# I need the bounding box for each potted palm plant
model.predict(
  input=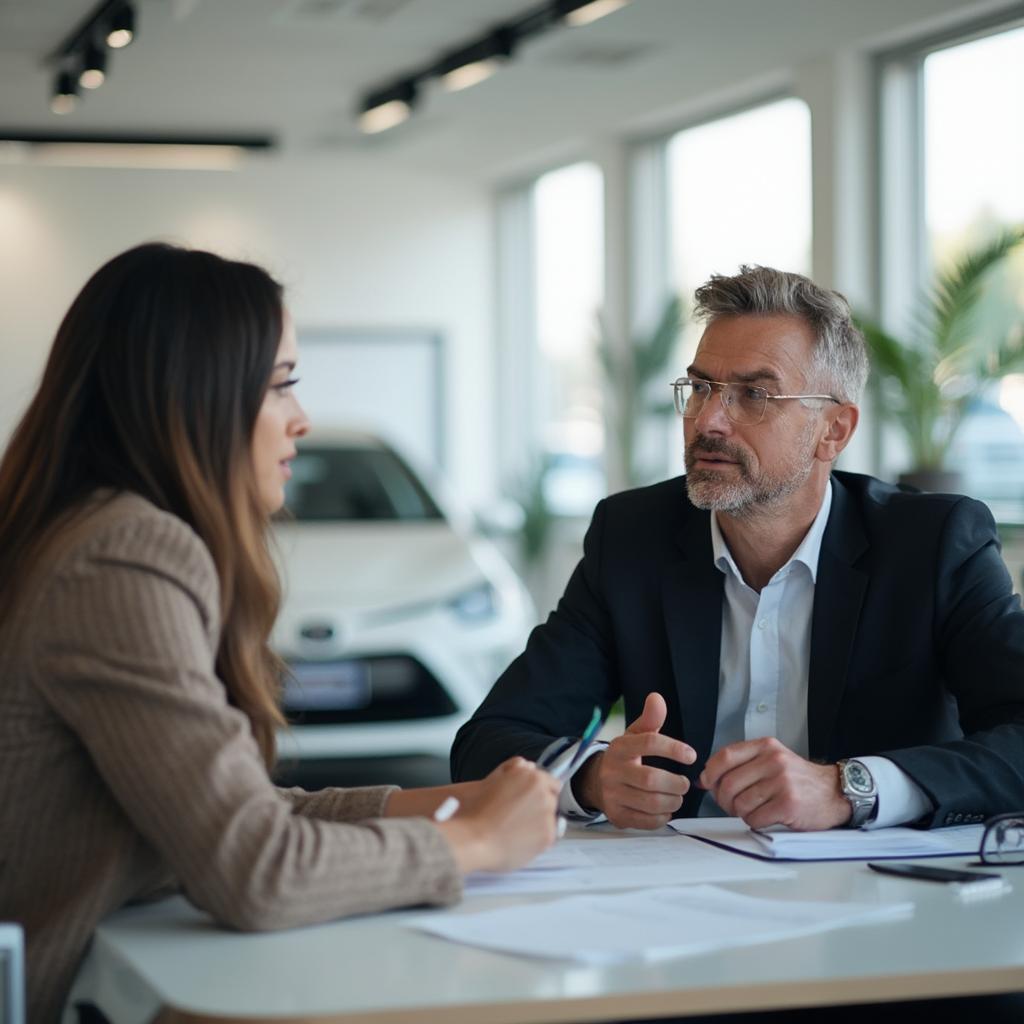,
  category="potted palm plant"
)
[510,453,554,567]
[856,227,1024,492]
[597,294,683,489]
